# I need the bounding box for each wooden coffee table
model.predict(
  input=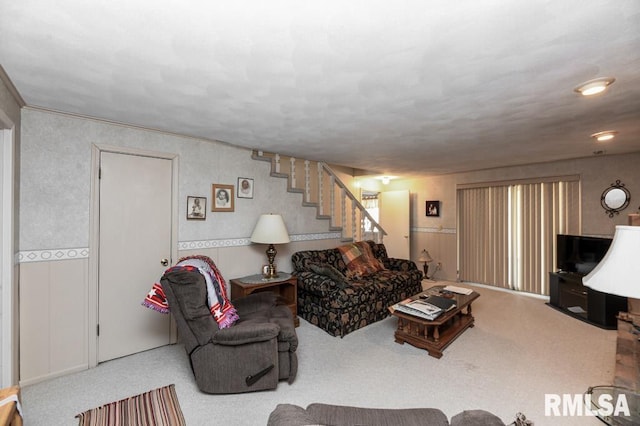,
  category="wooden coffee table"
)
[390,285,480,358]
